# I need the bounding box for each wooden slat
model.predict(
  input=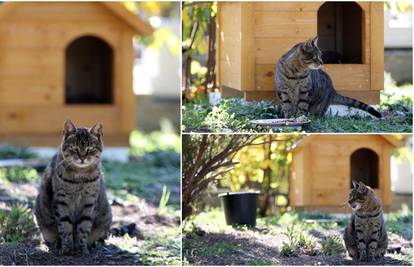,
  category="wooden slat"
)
[6,2,119,21]
[382,145,392,207]
[254,2,322,12]
[254,11,317,38]
[312,172,348,190]
[256,64,370,91]
[0,85,61,106]
[244,91,277,101]
[311,189,348,206]
[255,37,306,65]
[0,133,129,147]
[119,29,136,132]
[0,106,124,134]
[241,3,255,91]
[370,2,384,91]
[218,2,242,90]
